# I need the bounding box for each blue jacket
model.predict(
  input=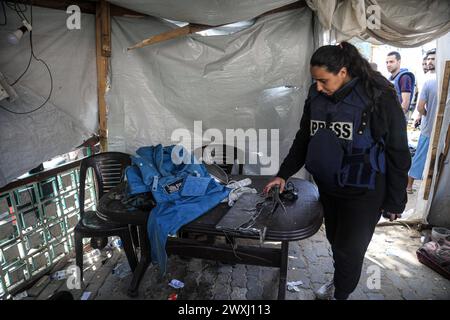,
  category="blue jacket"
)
[126,144,230,274]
